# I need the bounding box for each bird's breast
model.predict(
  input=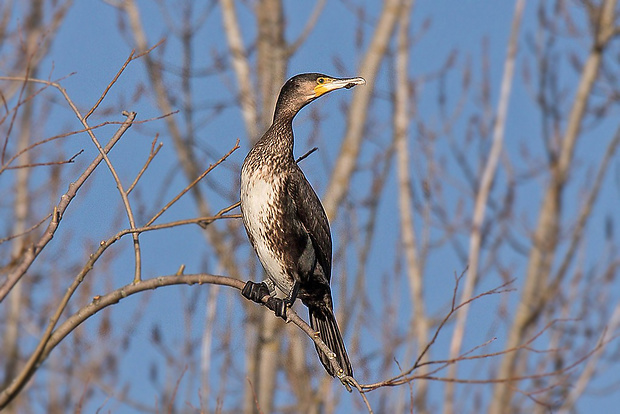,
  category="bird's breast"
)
[240,166,295,296]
